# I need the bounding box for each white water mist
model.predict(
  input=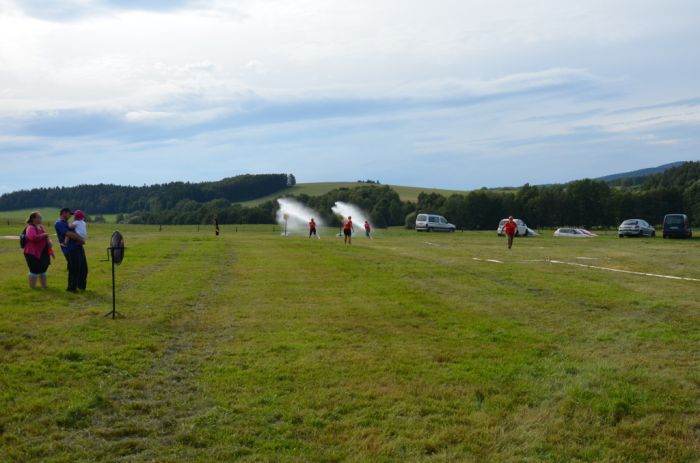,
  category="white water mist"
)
[331,201,372,234]
[276,198,325,236]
